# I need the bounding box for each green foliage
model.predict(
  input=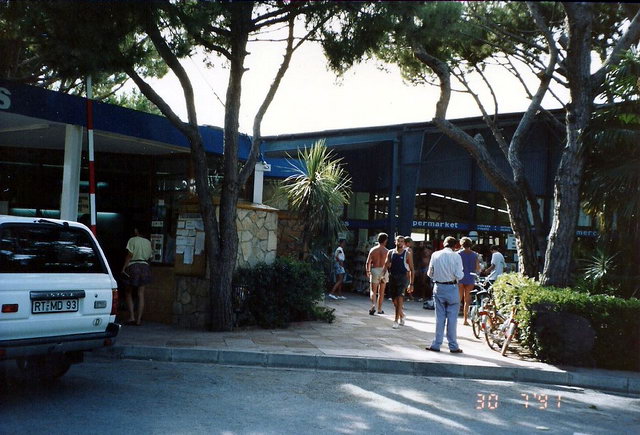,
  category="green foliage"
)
[104,89,162,116]
[583,51,640,222]
[581,248,616,279]
[234,258,334,329]
[280,140,352,256]
[581,49,640,299]
[0,1,167,96]
[492,273,640,371]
